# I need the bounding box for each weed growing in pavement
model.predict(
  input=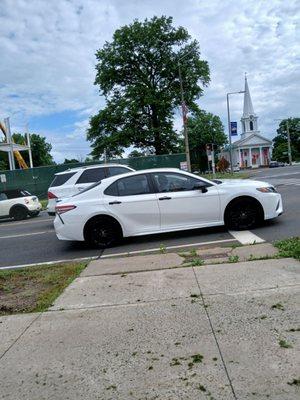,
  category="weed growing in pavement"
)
[191,354,204,363]
[287,378,300,386]
[271,303,285,311]
[189,249,197,257]
[228,255,239,263]
[198,384,206,392]
[190,257,204,266]
[279,339,293,349]
[159,244,166,254]
[274,237,300,260]
[170,358,181,366]
[106,385,117,390]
